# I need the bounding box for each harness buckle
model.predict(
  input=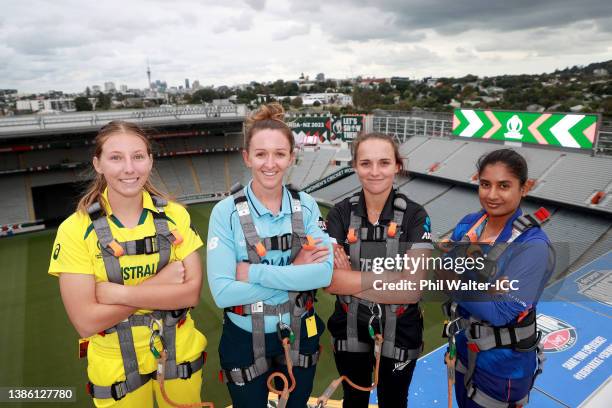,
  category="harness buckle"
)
[143,235,158,254]
[177,361,193,379]
[110,381,128,401]
[280,233,292,251]
[232,305,244,316]
[467,343,480,353]
[469,322,482,339]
